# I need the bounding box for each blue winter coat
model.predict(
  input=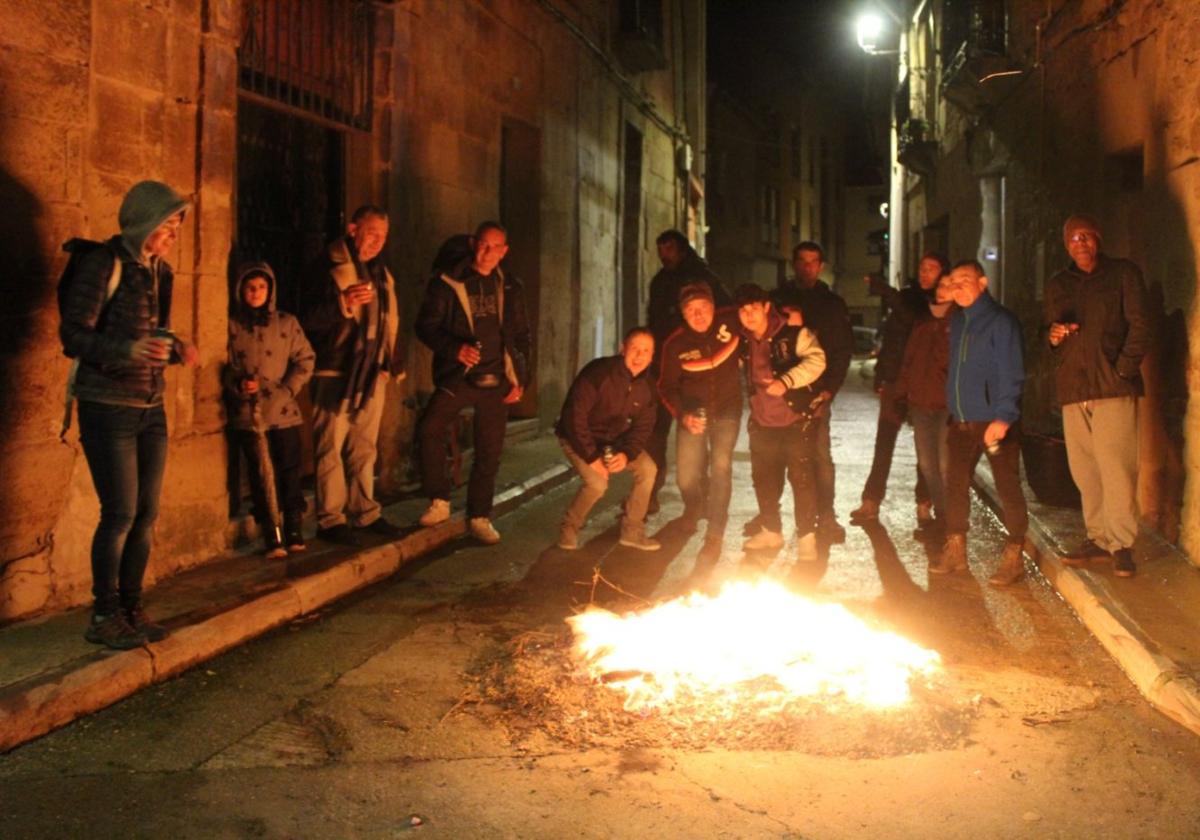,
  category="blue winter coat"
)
[946,291,1024,424]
